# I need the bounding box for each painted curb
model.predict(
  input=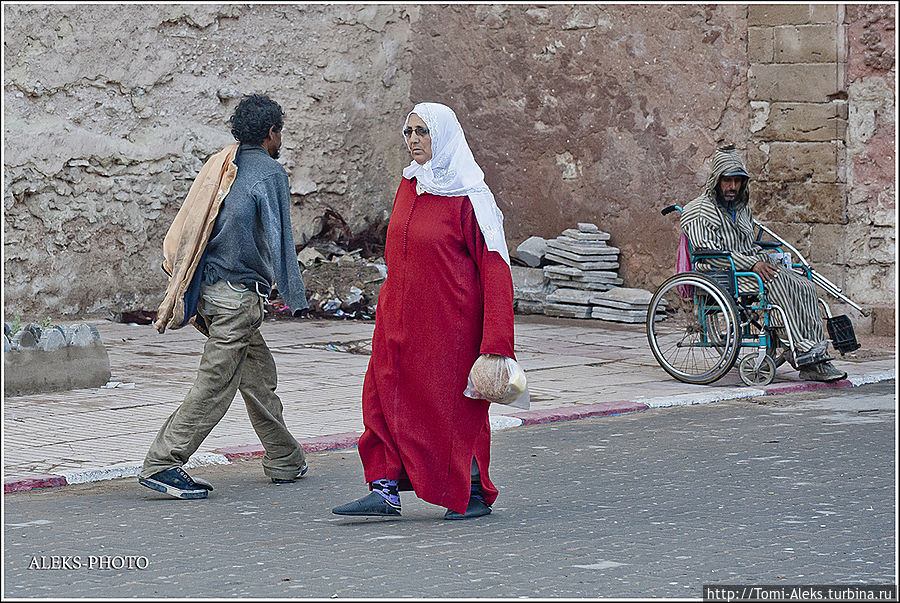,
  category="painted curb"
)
[510,400,648,425]
[215,432,365,462]
[3,476,67,493]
